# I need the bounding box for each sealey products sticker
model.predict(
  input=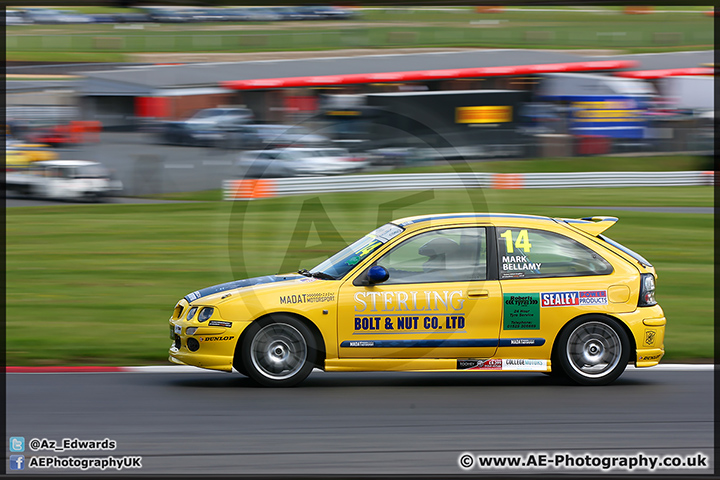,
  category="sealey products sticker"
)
[541,290,608,307]
[503,293,540,330]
